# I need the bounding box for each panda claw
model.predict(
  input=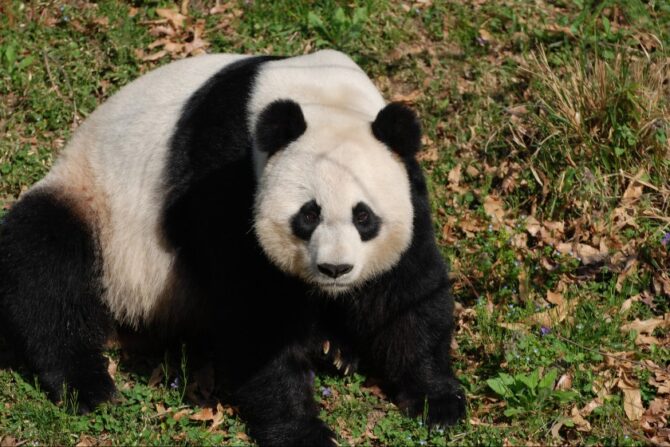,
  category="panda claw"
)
[323,340,330,355]
[344,365,350,376]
